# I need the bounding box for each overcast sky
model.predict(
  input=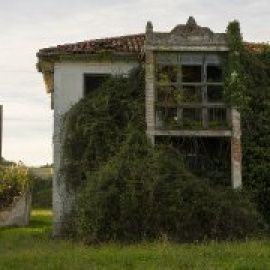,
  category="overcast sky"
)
[0,0,269,166]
